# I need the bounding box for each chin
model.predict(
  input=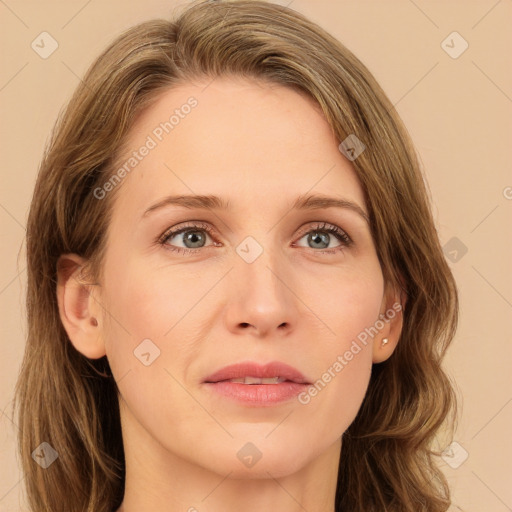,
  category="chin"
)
[199,441,311,480]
